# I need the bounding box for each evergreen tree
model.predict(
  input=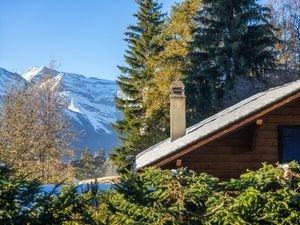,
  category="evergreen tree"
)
[73,148,96,180]
[94,149,106,168]
[146,0,202,130]
[0,164,94,224]
[100,168,218,224]
[73,148,107,180]
[188,0,278,121]
[111,0,165,170]
[0,164,40,223]
[96,163,300,224]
